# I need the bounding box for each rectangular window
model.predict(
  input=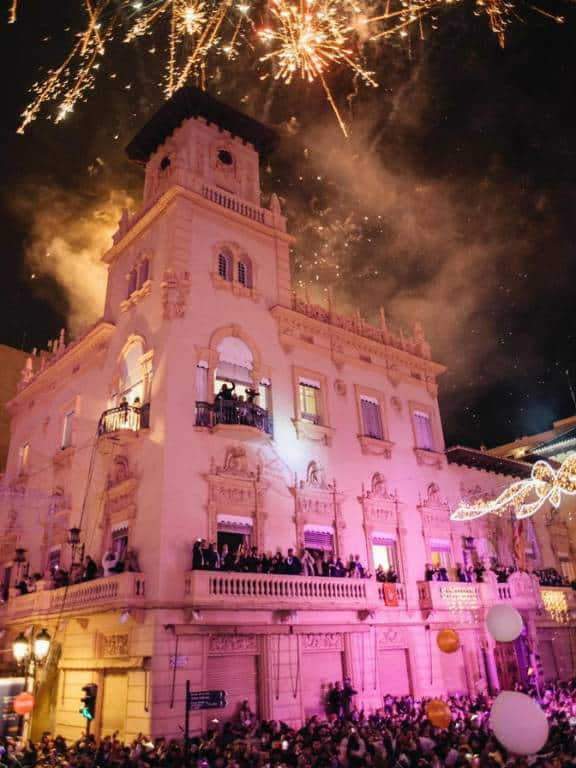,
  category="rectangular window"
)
[372,535,397,572]
[430,541,452,569]
[299,379,320,424]
[18,442,29,474]
[361,396,384,439]
[61,410,74,449]
[414,410,434,450]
